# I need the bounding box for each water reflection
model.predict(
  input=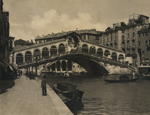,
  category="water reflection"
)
[44,73,150,115]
